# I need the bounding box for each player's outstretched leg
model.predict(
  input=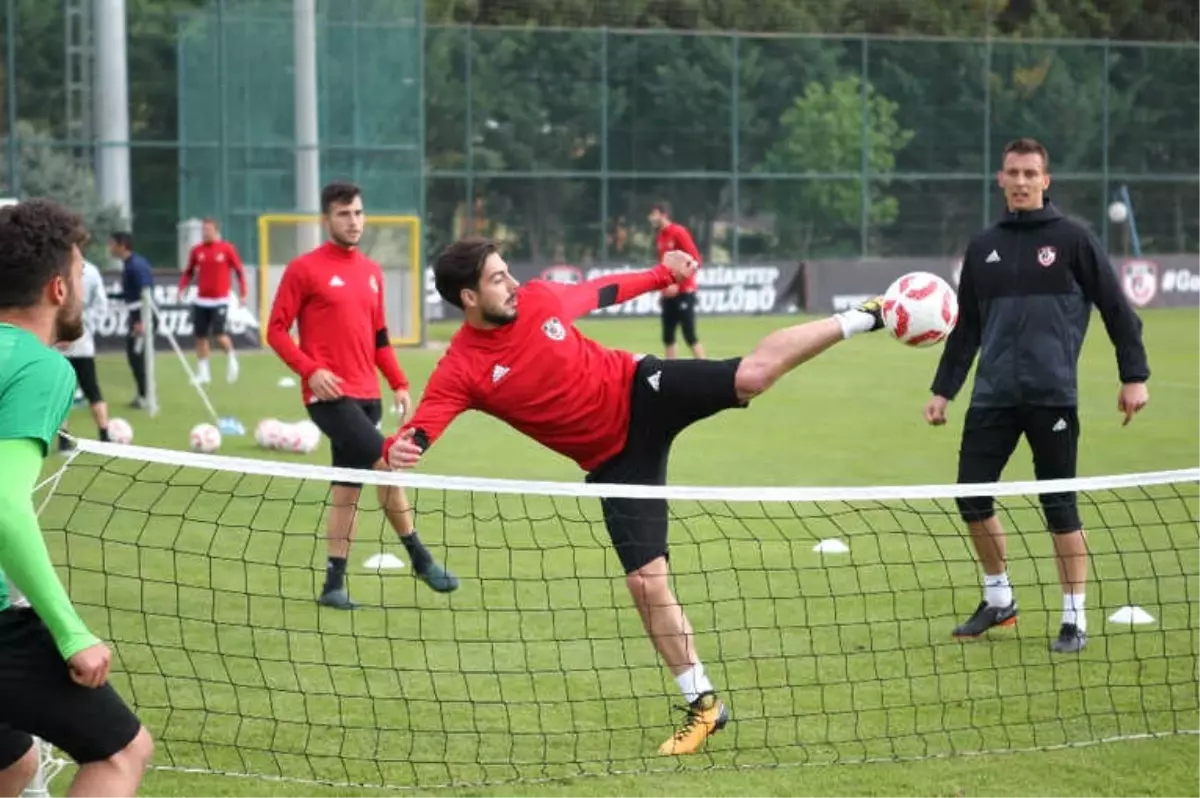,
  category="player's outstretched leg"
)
[378,480,459,594]
[730,298,884,402]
